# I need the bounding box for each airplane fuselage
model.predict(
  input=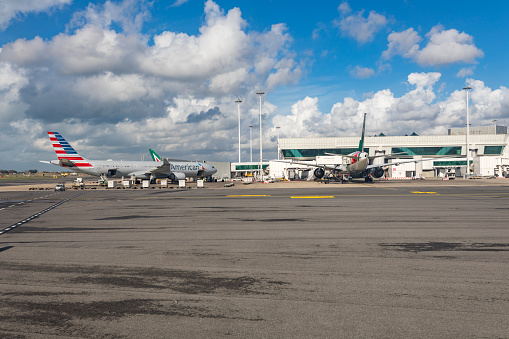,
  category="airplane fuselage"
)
[335,152,369,177]
[49,159,216,180]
